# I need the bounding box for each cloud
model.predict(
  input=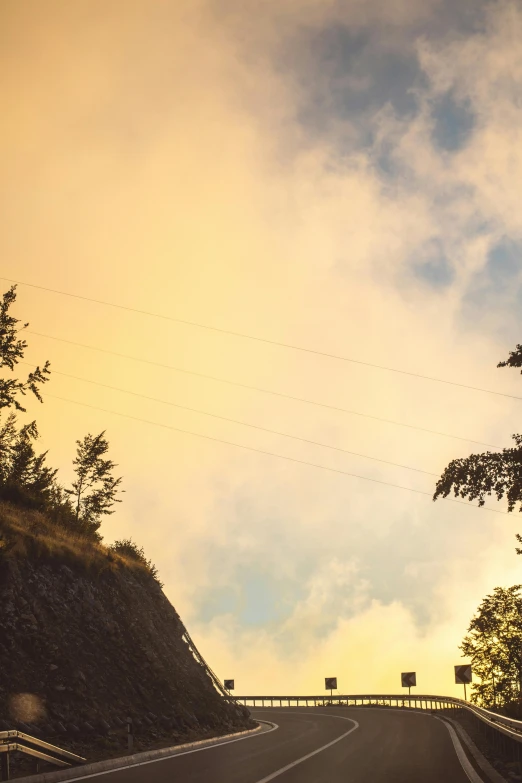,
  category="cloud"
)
[2,0,522,697]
